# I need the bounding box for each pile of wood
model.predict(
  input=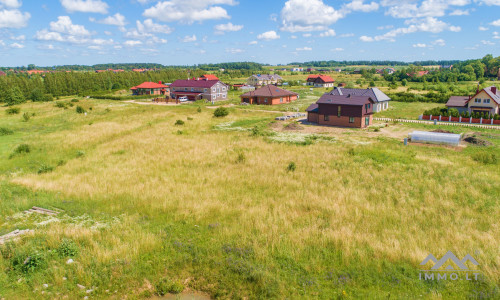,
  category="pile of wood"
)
[0,229,32,245]
[24,206,61,216]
